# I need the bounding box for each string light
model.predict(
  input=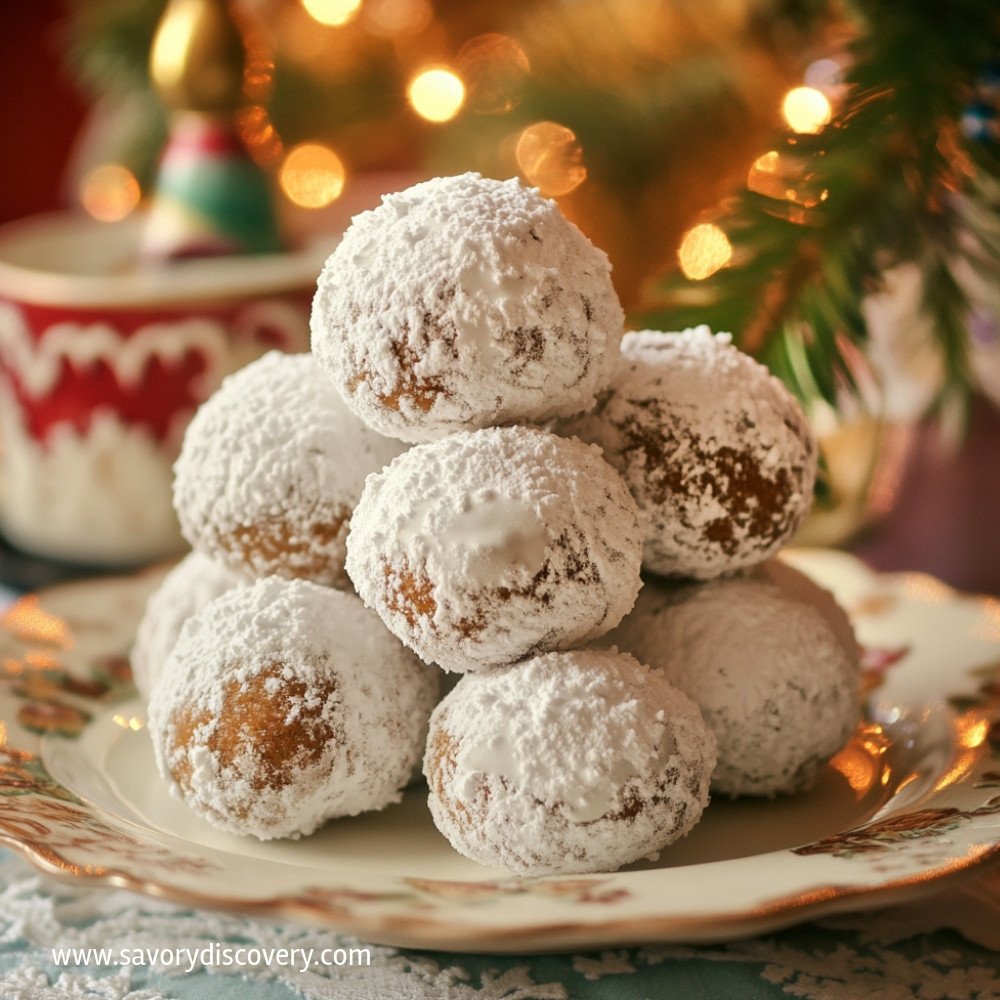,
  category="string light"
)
[79,164,141,222]
[301,0,363,27]
[782,86,832,134]
[515,122,586,196]
[677,223,732,280]
[279,143,346,208]
[747,150,782,198]
[408,68,465,123]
